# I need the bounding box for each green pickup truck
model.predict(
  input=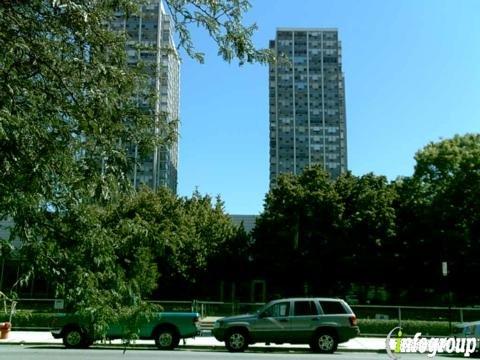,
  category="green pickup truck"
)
[51,312,201,349]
